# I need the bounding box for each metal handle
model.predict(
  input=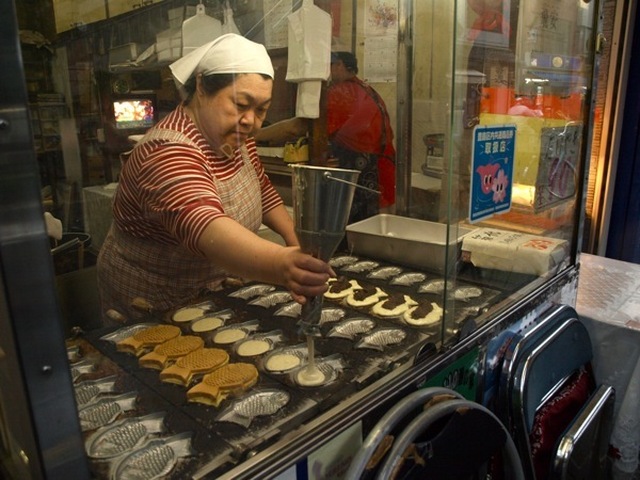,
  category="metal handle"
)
[51,237,80,255]
[323,172,381,195]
